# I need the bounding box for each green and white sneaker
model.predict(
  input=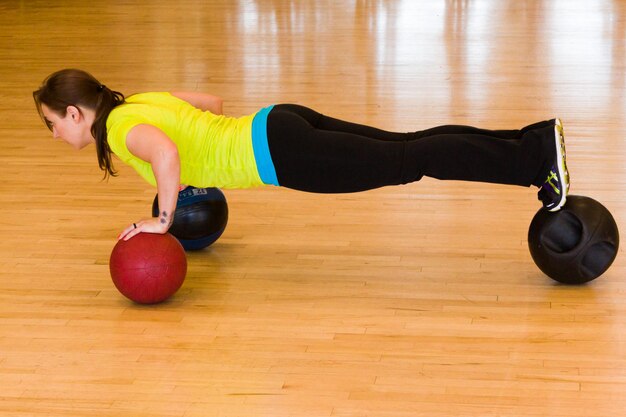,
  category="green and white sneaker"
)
[538,118,570,212]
